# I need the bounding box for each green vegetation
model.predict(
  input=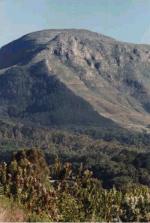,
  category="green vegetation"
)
[1,122,150,221]
[1,124,150,189]
[0,196,26,222]
[1,149,150,221]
